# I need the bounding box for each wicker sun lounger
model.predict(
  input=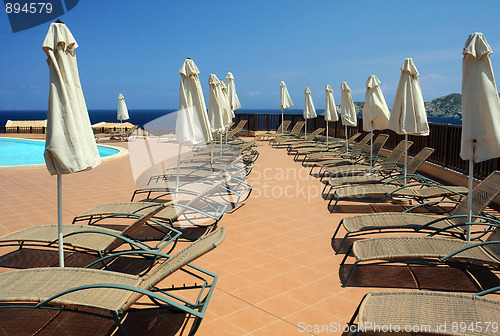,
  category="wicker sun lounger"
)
[347,288,500,336]
[0,201,181,266]
[286,132,361,155]
[269,121,305,144]
[328,182,469,213]
[322,147,435,195]
[340,223,500,286]
[256,120,292,141]
[308,134,389,171]
[318,139,412,181]
[0,226,227,336]
[332,171,500,252]
[75,183,229,240]
[226,119,247,139]
[271,127,325,148]
[304,133,372,168]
